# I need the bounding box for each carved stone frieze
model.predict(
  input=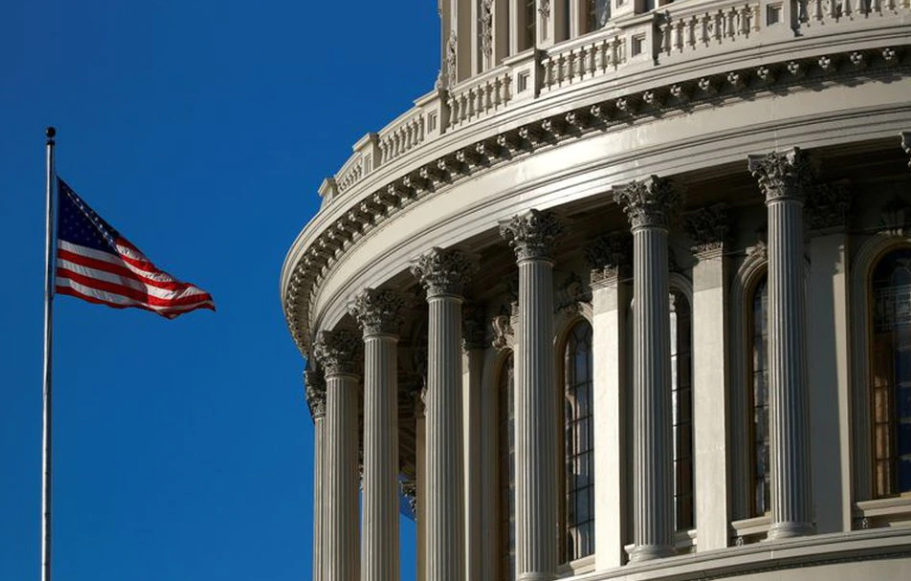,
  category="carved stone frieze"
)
[304,368,327,419]
[686,204,729,256]
[747,148,813,203]
[585,234,631,286]
[312,329,361,376]
[348,288,408,336]
[613,176,683,231]
[499,209,565,262]
[410,247,479,298]
[805,181,851,232]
